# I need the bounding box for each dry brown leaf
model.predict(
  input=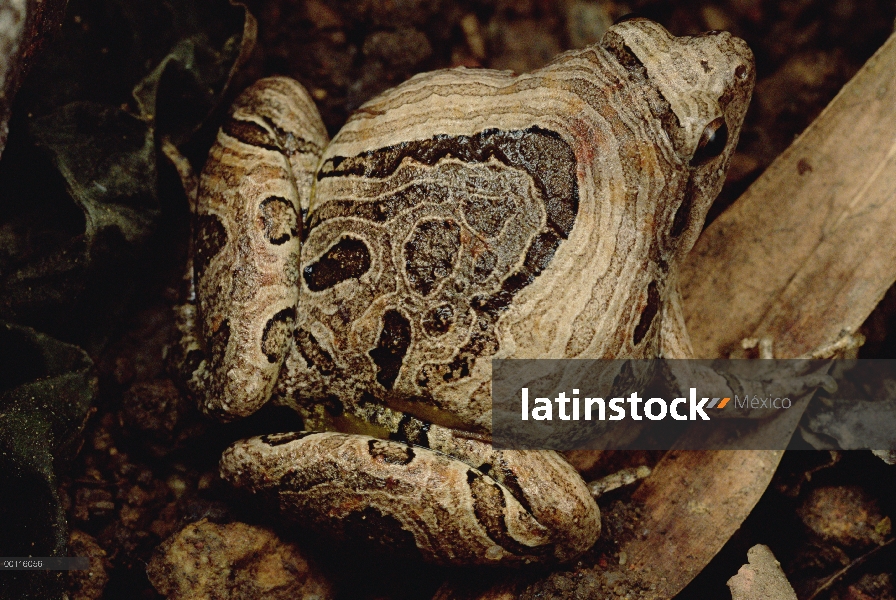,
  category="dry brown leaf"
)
[681,31,896,360]
[620,396,811,598]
